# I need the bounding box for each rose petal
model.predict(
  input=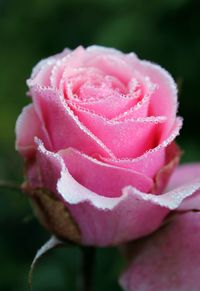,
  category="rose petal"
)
[29,236,64,289]
[30,86,115,158]
[120,212,200,291]
[35,139,167,245]
[59,147,153,197]
[28,62,55,88]
[127,54,178,137]
[28,48,71,87]
[85,51,133,84]
[50,47,89,89]
[152,142,181,194]
[87,45,126,57]
[70,103,166,158]
[166,163,200,210]
[100,117,182,178]
[111,92,150,121]
[15,104,51,158]
[67,93,138,119]
[34,140,200,246]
